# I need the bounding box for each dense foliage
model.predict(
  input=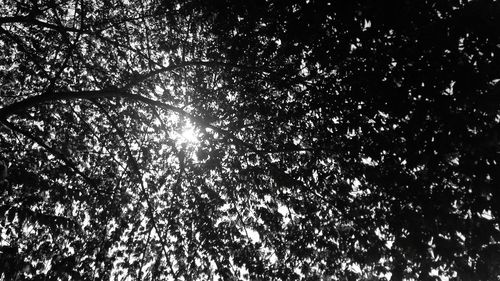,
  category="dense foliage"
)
[1,0,500,280]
